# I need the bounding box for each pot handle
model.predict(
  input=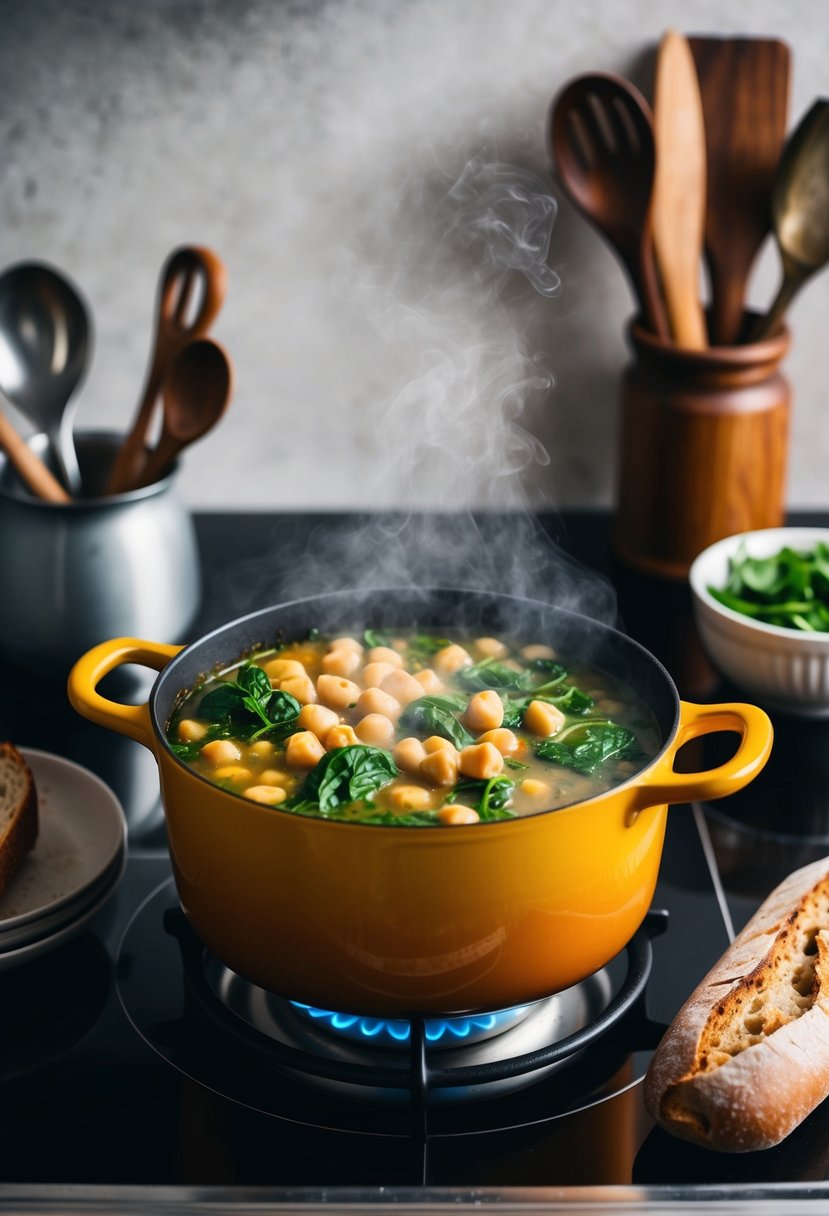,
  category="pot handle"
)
[67,637,183,751]
[631,700,773,811]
